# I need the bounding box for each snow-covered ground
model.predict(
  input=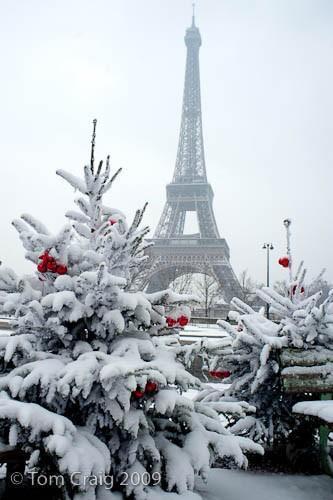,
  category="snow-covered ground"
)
[195,469,333,500]
[147,469,333,500]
